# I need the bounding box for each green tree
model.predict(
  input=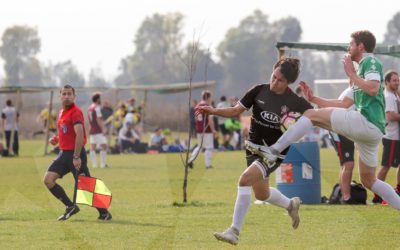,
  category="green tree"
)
[87,67,108,87]
[217,10,302,95]
[180,43,224,83]
[384,12,400,44]
[130,12,185,85]
[43,61,85,87]
[0,25,42,86]
[381,12,400,71]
